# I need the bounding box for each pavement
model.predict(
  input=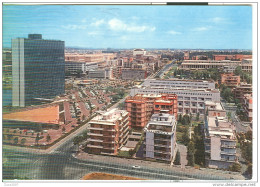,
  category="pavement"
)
[177,144,188,168]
